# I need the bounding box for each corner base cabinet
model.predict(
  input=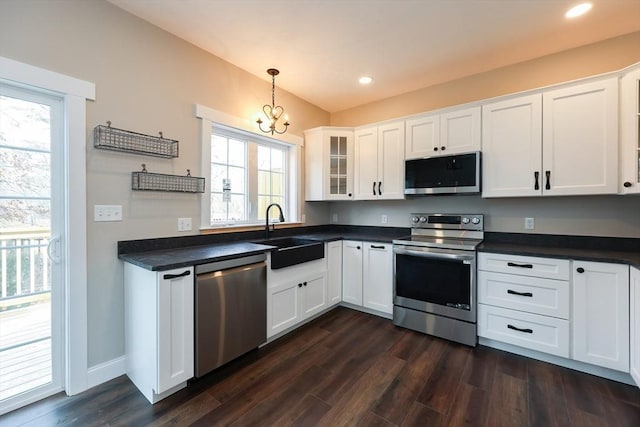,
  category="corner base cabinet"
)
[124,263,194,403]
